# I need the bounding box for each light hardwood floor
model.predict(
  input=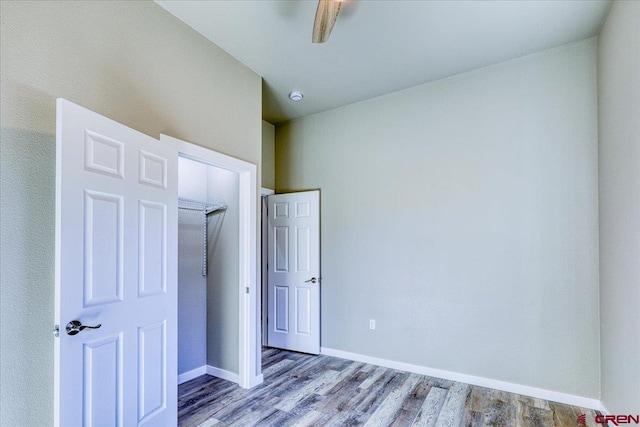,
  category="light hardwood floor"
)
[178,347,602,427]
